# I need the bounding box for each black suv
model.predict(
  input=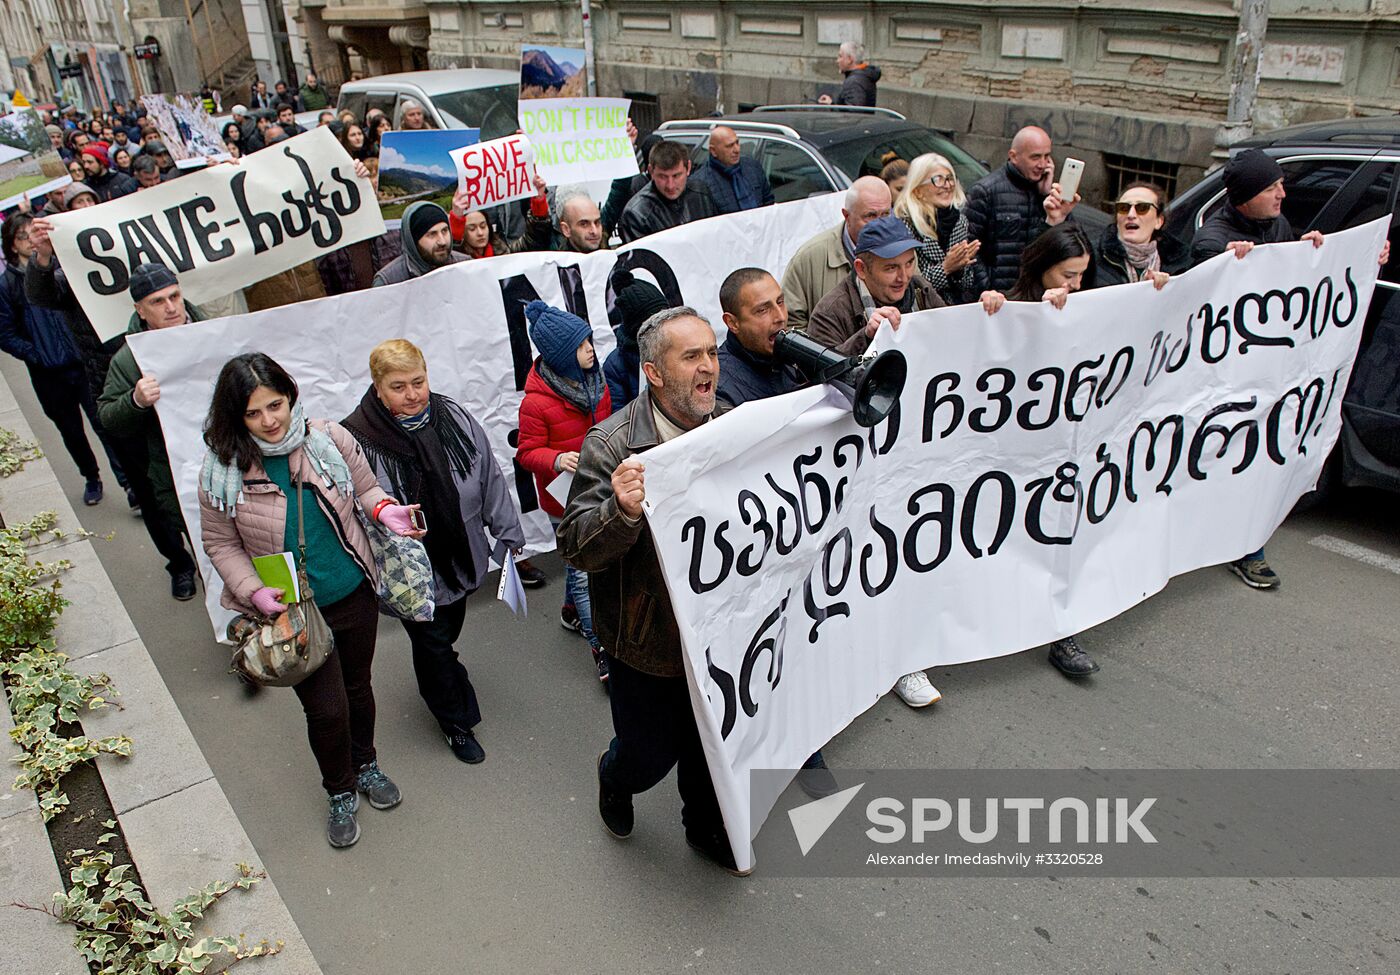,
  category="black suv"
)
[1164,117,1400,496]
